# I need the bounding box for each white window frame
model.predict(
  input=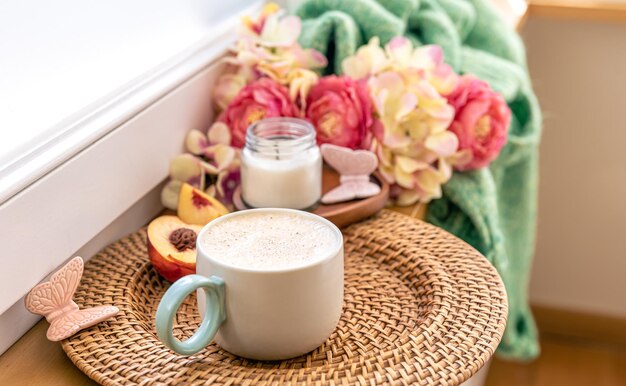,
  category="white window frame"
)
[0,1,264,353]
